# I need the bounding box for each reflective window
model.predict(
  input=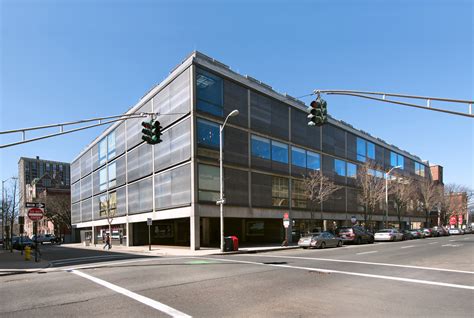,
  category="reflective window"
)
[347,162,357,178]
[99,167,107,191]
[291,179,307,208]
[415,162,425,177]
[291,146,306,168]
[367,142,375,159]
[271,140,288,164]
[272,176,289,207]
[99,138,107,165]
[108,162,116,188]
[99,195,108,217]
[376,170,384,178]
[108,131,116,160]
[251,135,271,160]
[390,151,405,169]
[334,159,346,176]
[356,138,366,162]
[307,151,321,171]
[196,69,223,116]
[398,155,404,169]
[198,164,220,202]
[197,119,220,148]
